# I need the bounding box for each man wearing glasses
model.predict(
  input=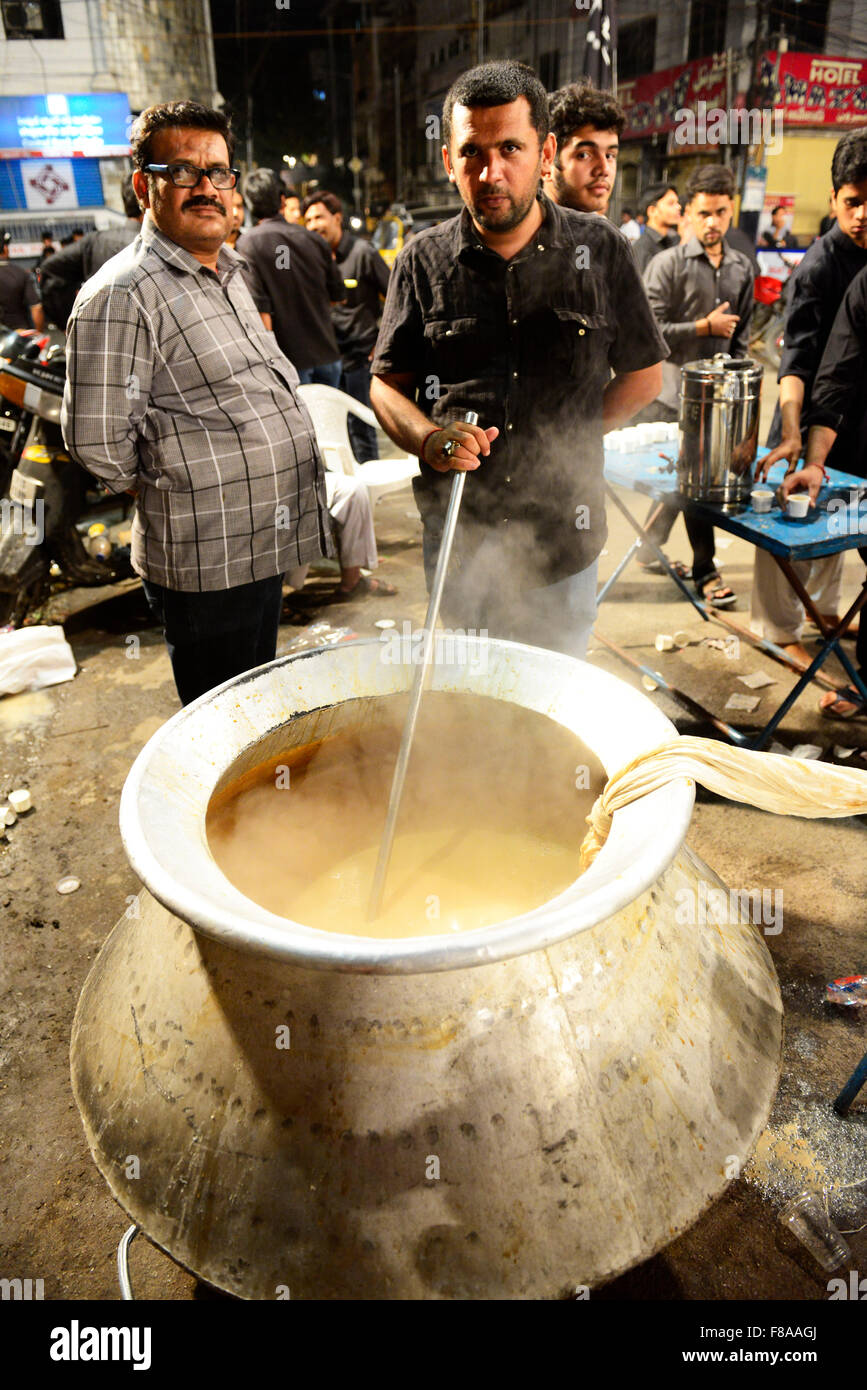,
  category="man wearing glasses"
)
[62,101,332,704]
